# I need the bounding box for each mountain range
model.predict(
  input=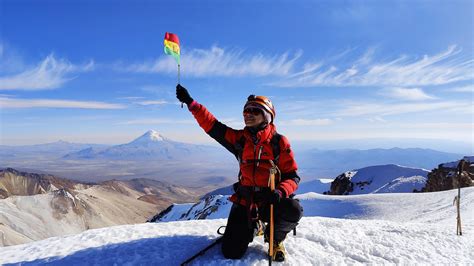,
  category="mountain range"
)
[0,130,466,187]
[297,147,462,178]
[63,130,226,161]
[0,168,204,246]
